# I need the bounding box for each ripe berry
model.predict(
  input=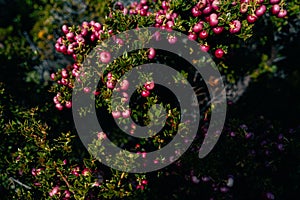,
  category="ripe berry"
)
[106,81,115,89]
[121,79,129,91]
[271,4,280,15]
[141,90,150,97]
[192,23,203,33]
[213,26,224,34]
[229,20,241,34]
[209,13,219,27]
[148,48,156,59]
[247,15,258,23]
[199,30,209,39]
[56,103,63,111]
[122,109,131,118]
[188,32,198,40]
[215,48,224,59]
[270,0,280,4]
[191,6,202,17]
[62,25,69,34]
[144,81,155,90]
[65,101,72,109]
[255,5,266,17]
[277,9,287,18]
[203,5,212,15]
[200,44,210,52]
[168,35,177,44]
[99,51,111,63]
[112,111,121,119]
